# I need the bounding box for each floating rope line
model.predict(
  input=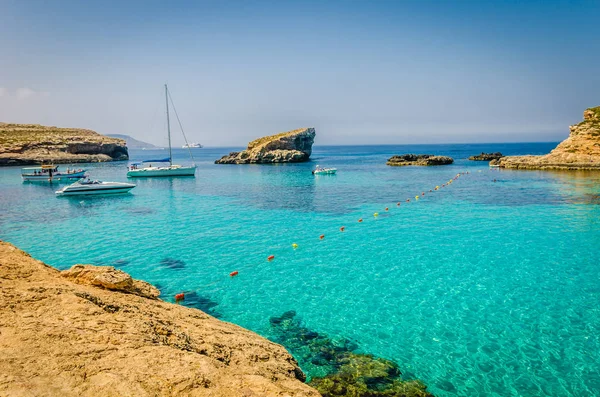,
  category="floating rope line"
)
[173,171,474,302]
